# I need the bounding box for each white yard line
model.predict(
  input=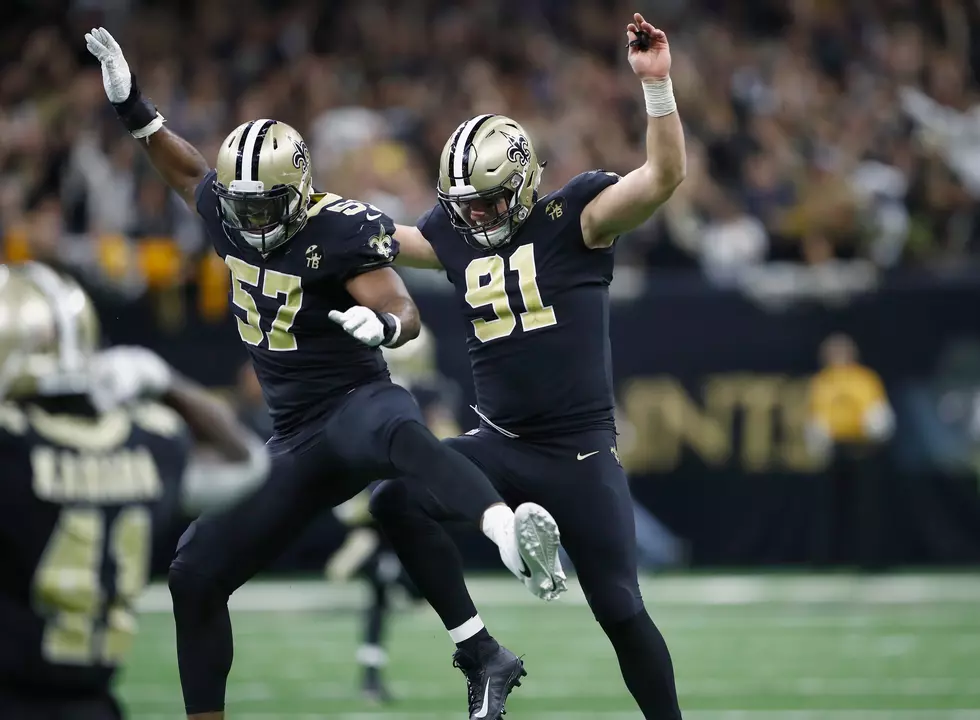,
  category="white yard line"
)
[124,676,980,702]
[137,574,980,613]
